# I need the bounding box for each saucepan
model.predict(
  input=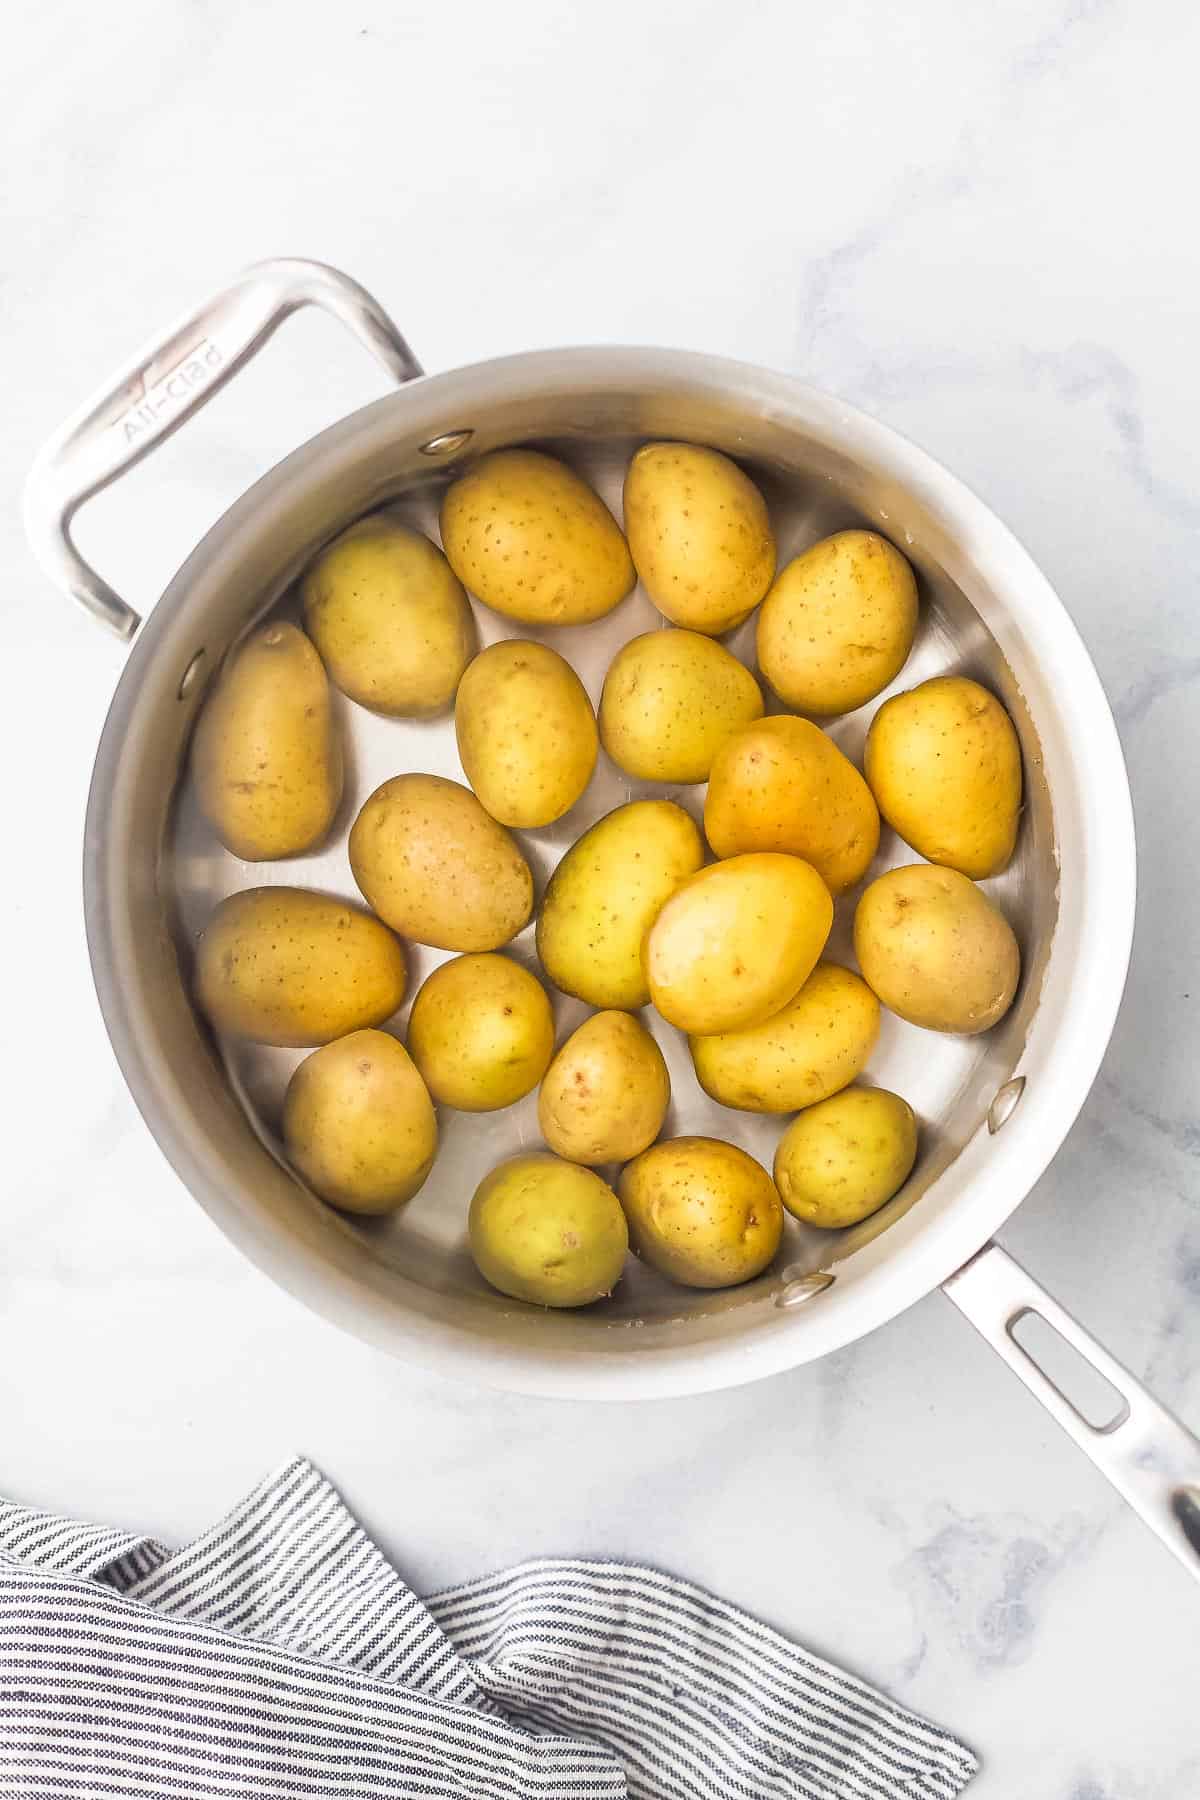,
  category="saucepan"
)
[24,259,1200,1579]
